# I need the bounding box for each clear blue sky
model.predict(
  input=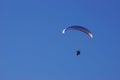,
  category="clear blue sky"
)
[0,0,120,80]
